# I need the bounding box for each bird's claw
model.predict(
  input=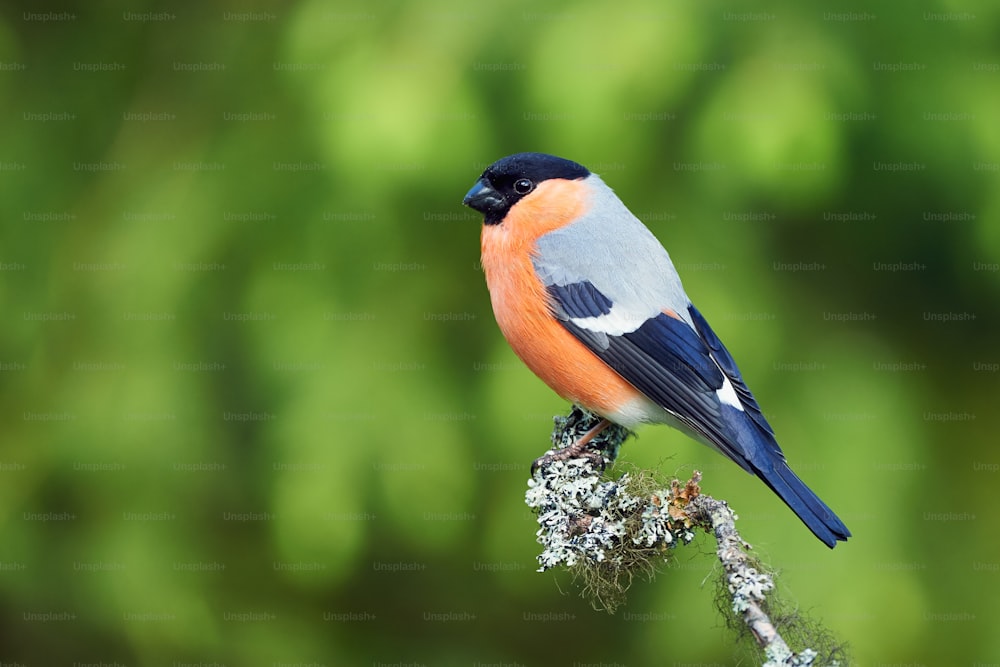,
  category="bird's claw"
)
[531,440,608,476]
